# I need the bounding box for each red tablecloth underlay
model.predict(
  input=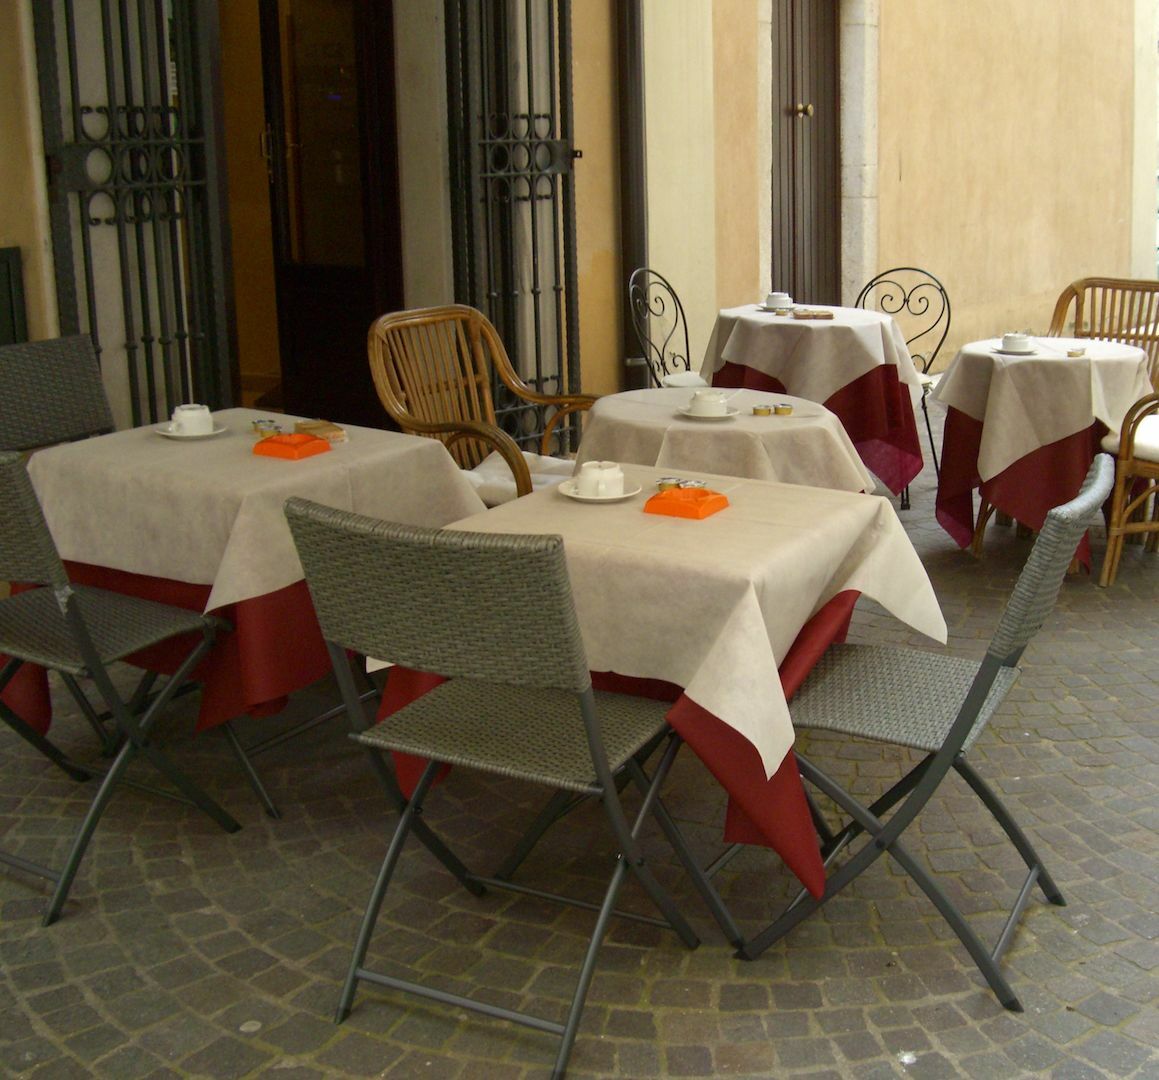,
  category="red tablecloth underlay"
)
[936,408,1102,568]
[379,590,861,900]
[712,362,923,496]
[2,563,332,737]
